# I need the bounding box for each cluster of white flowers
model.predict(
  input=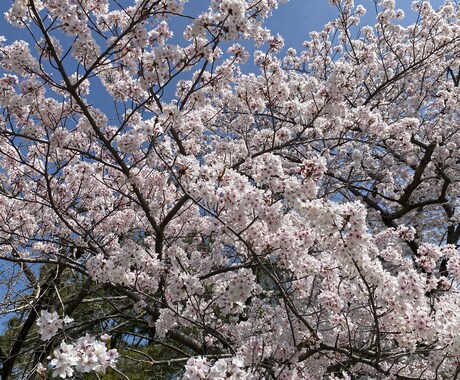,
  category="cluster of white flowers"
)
[50,334,119,378]
[36,311,118,378]
[183,356,253,380]
[36,310,73,341]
